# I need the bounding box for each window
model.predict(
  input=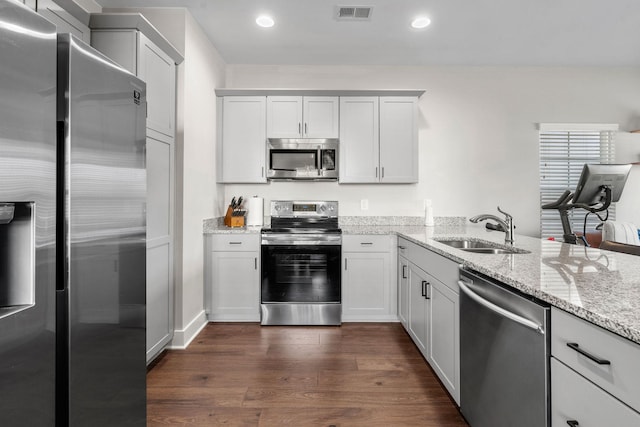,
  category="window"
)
[539,123,617,240]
